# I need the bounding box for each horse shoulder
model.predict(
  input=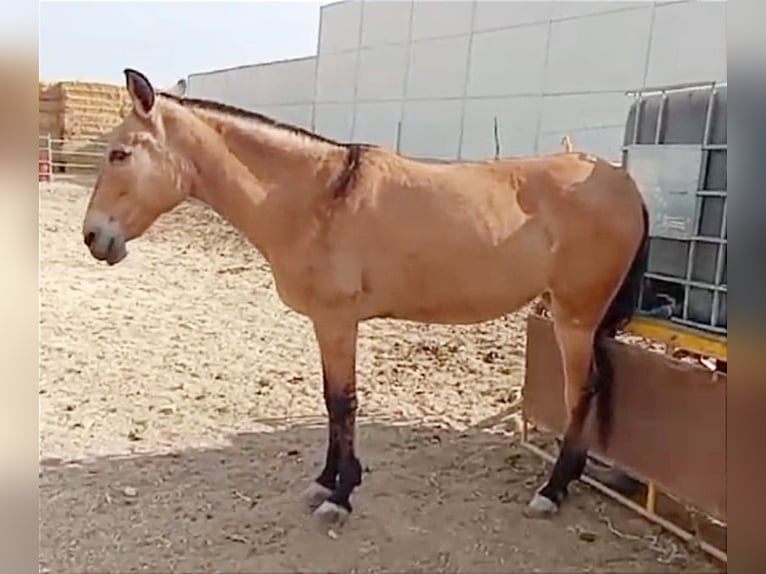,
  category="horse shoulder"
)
[269,203,367,317]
